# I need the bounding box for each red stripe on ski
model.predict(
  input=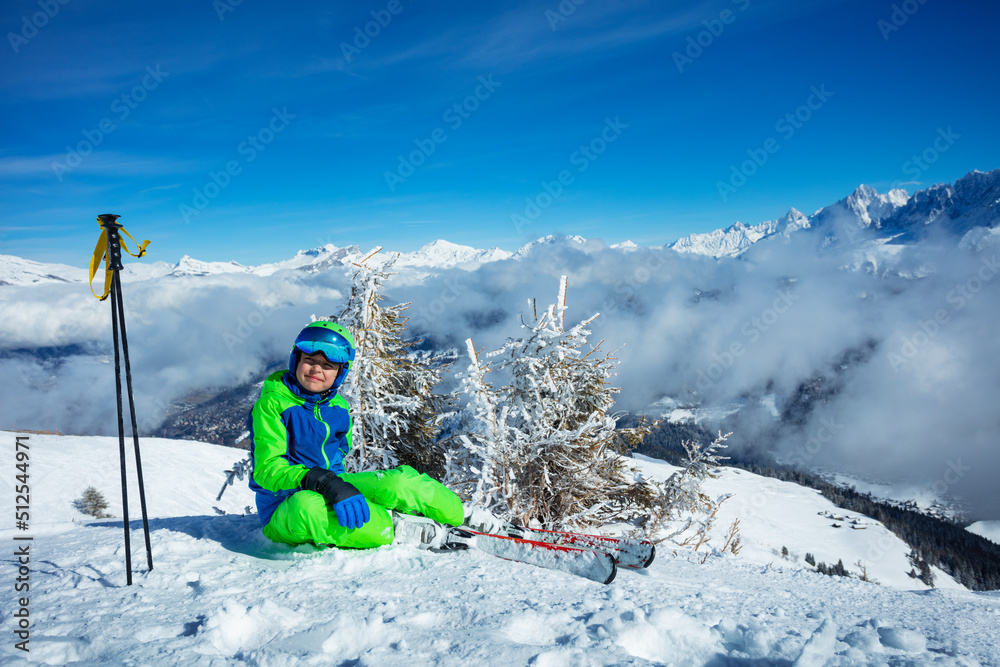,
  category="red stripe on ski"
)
[463,529,595,554]
[512,527,656,569]
[459,528,617,584]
